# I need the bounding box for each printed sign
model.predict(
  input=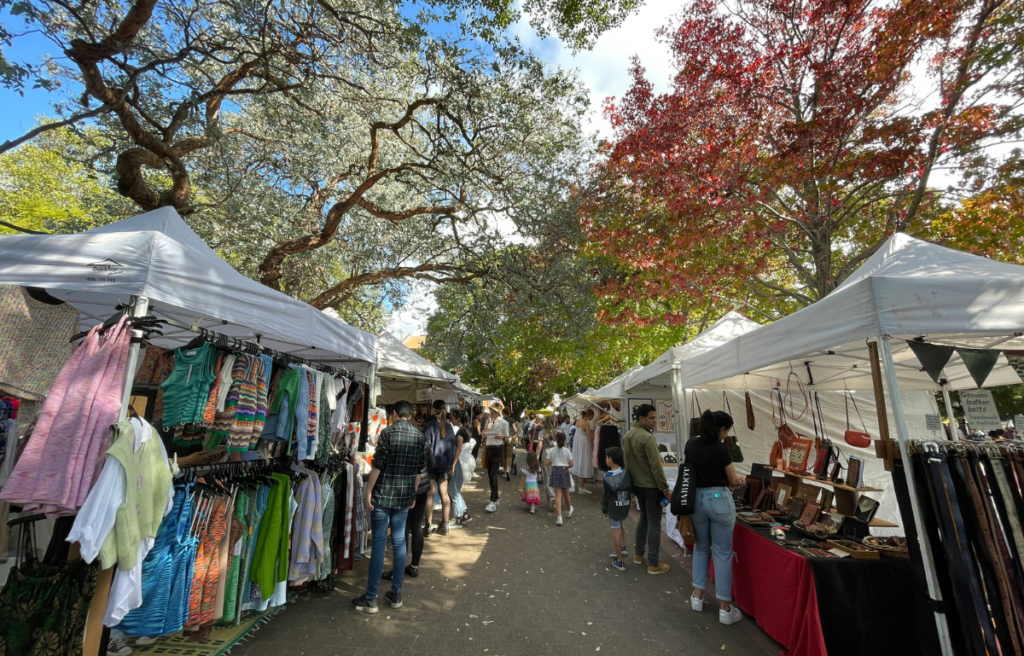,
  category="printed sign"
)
[925,414,942,432]
[1015,414,1024,430]
[959,389,1003,434]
